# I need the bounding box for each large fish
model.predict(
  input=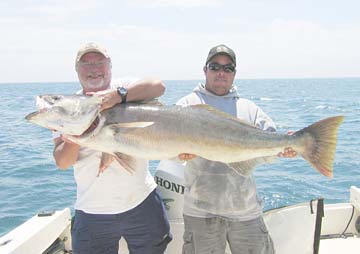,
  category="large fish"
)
[25,94,344,178]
